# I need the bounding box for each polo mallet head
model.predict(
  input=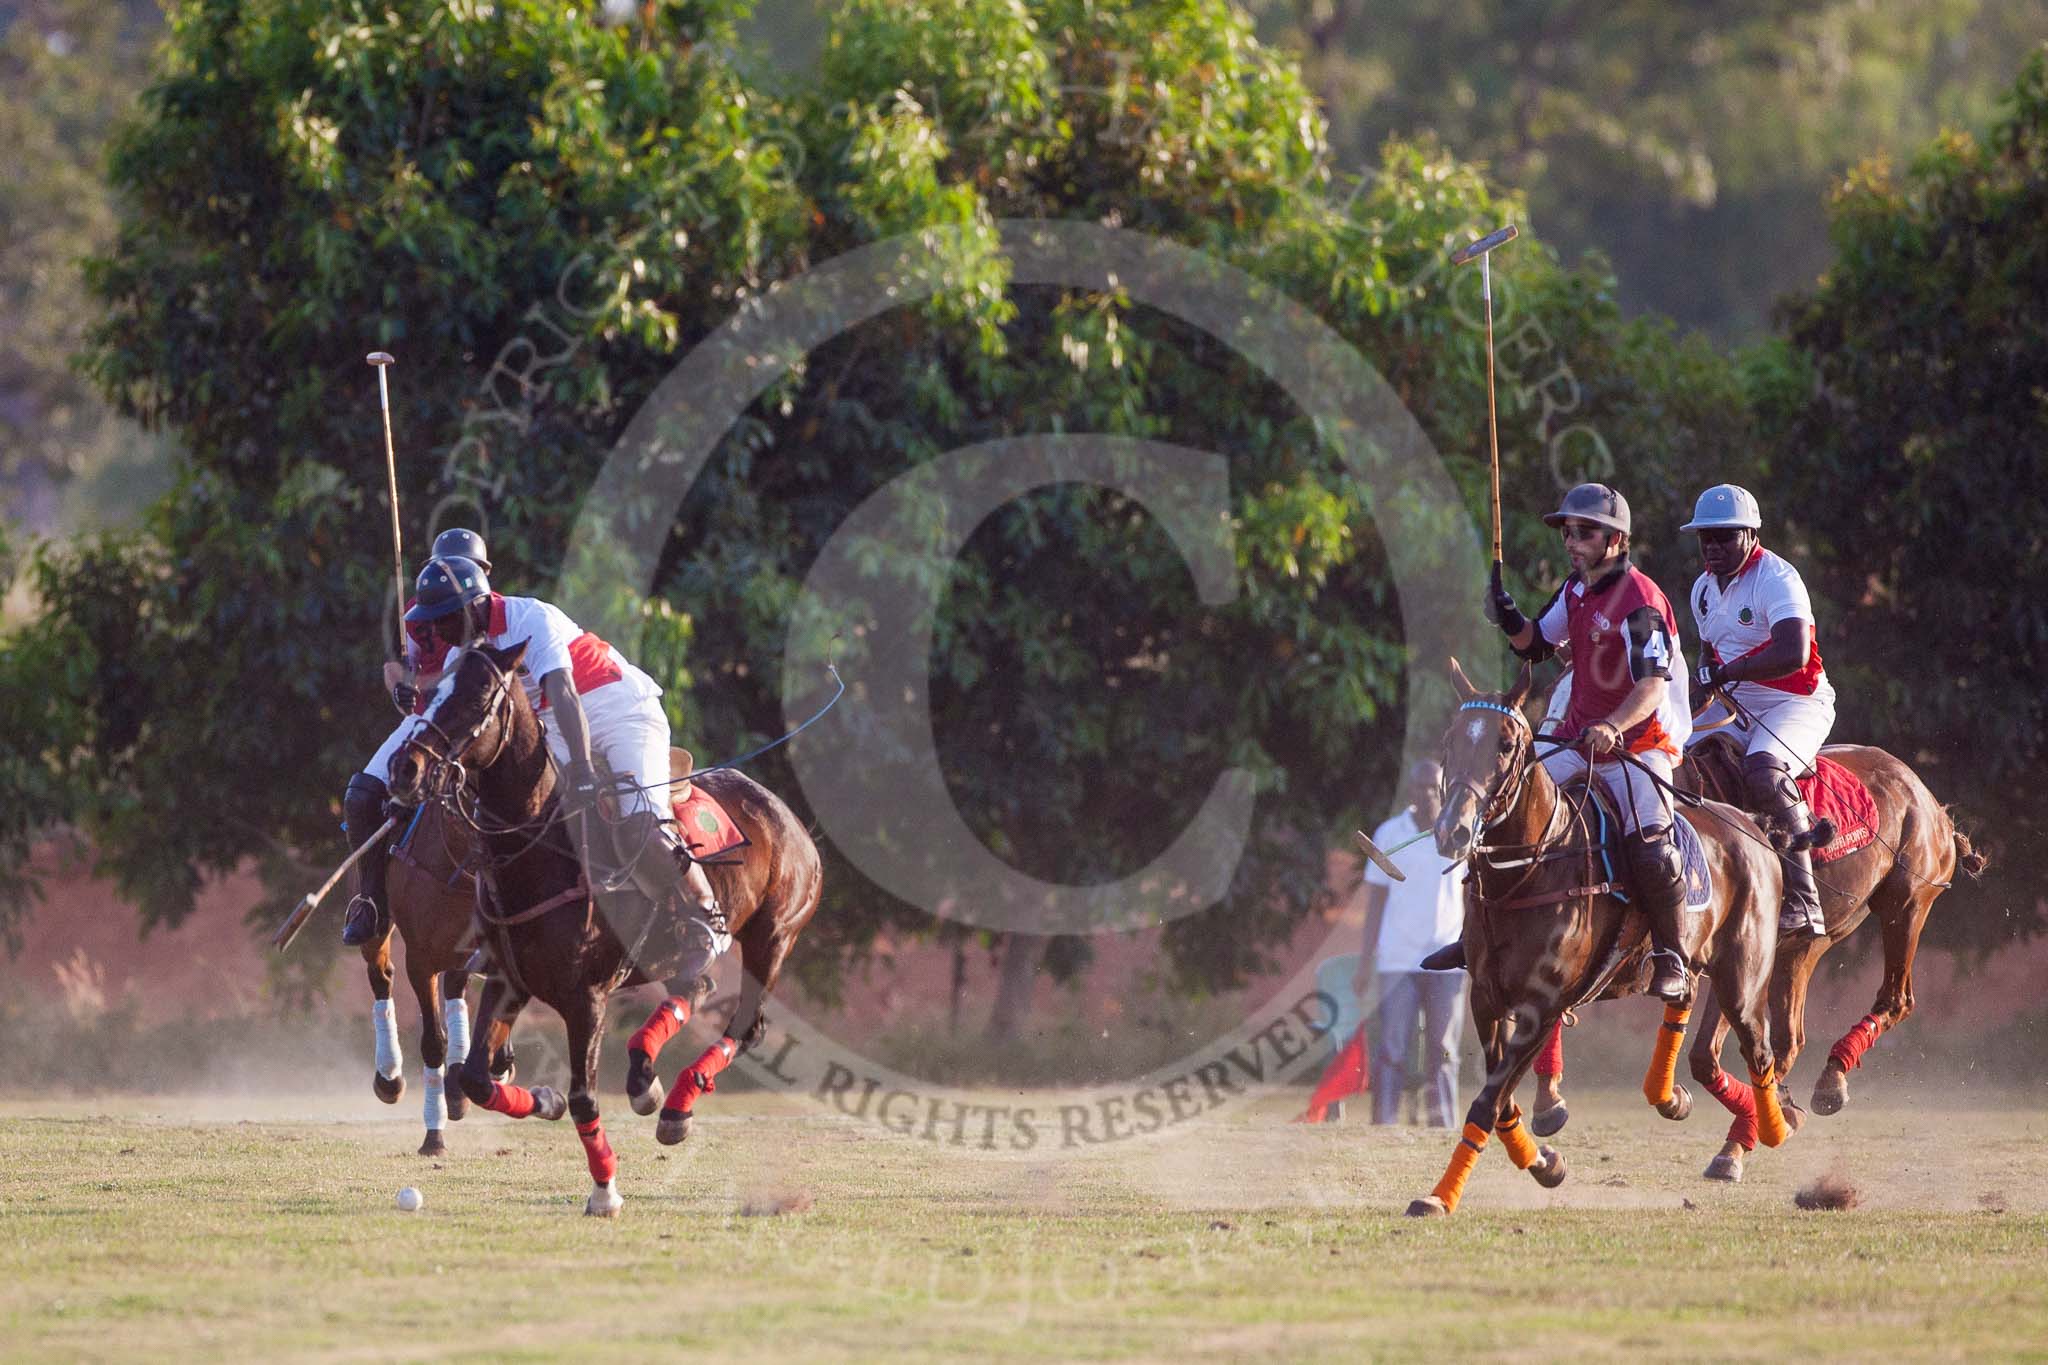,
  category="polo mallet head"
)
[1355,829,1410,884]
[1449,223,1518,267]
